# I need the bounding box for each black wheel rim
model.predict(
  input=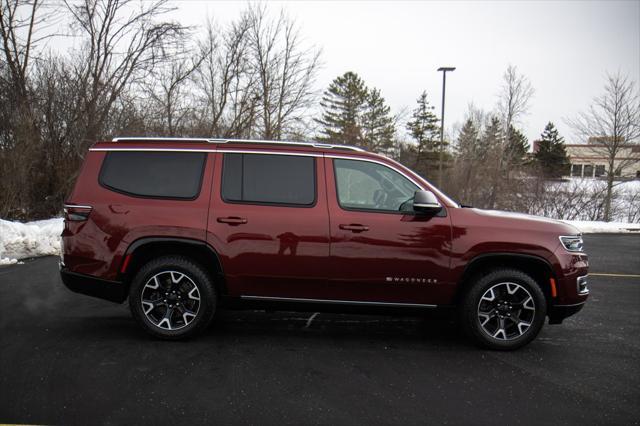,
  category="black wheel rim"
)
[477,282,536,341]
[141,271,201,331]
